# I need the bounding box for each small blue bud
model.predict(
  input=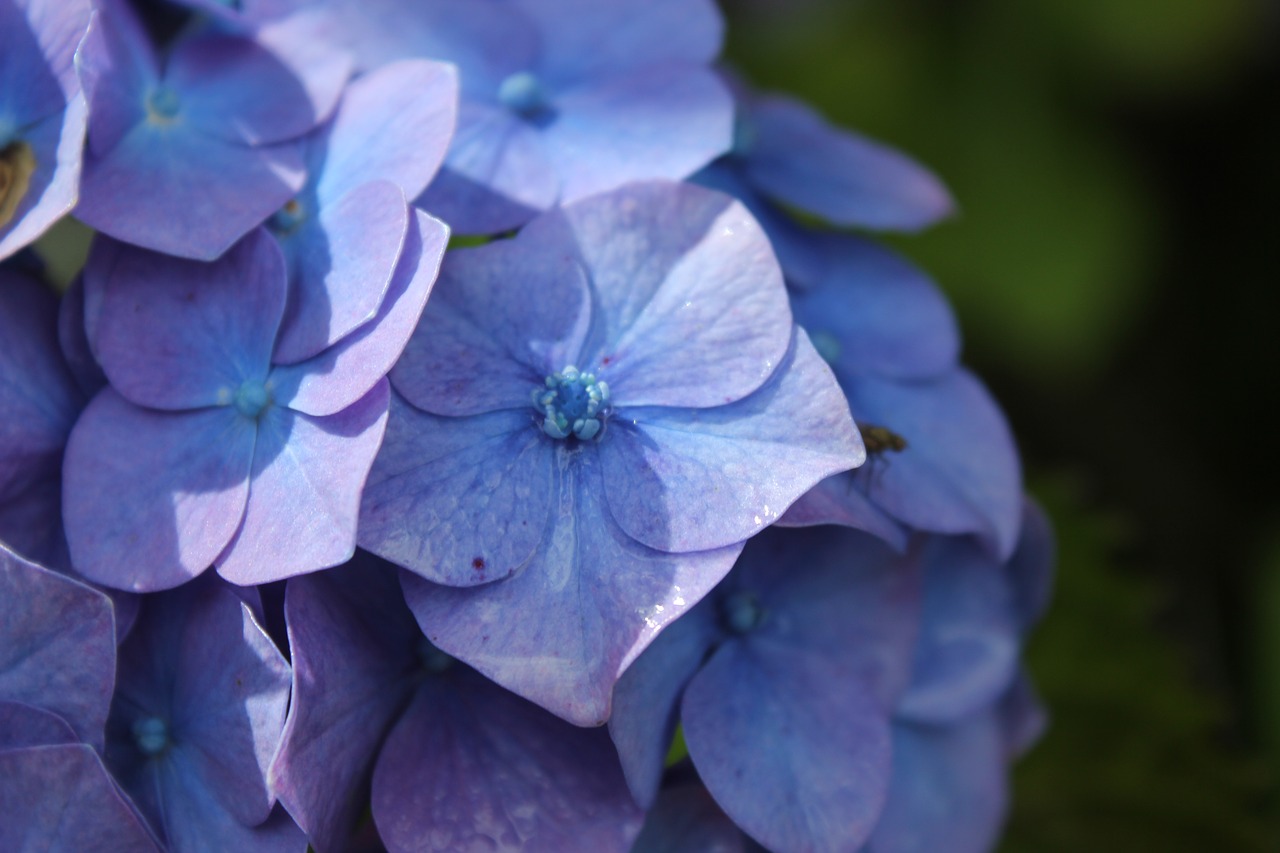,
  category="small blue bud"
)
[146,86,182,123]
[719,589,765,635]
[233,380,272,420]
[498,71,553,122]
[132,716,171,756]
[269,198,307,236]
[533,365,611,441]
